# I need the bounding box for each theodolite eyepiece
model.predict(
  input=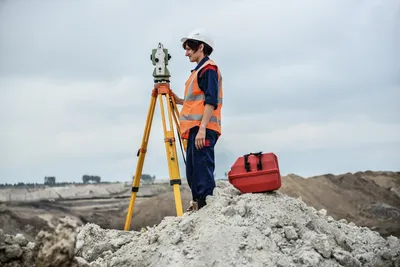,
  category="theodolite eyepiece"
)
[150,42,171,83]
